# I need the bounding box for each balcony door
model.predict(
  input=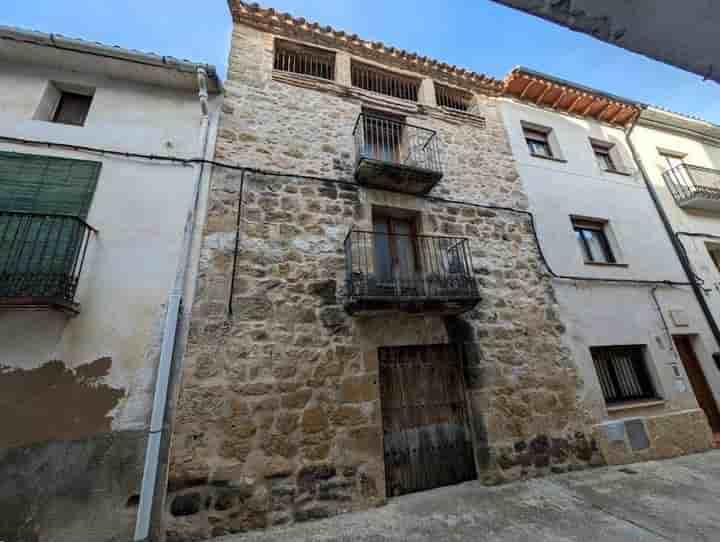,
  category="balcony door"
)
[661,152,692,192]
[373,214,420,295]
[363,111,404,165]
